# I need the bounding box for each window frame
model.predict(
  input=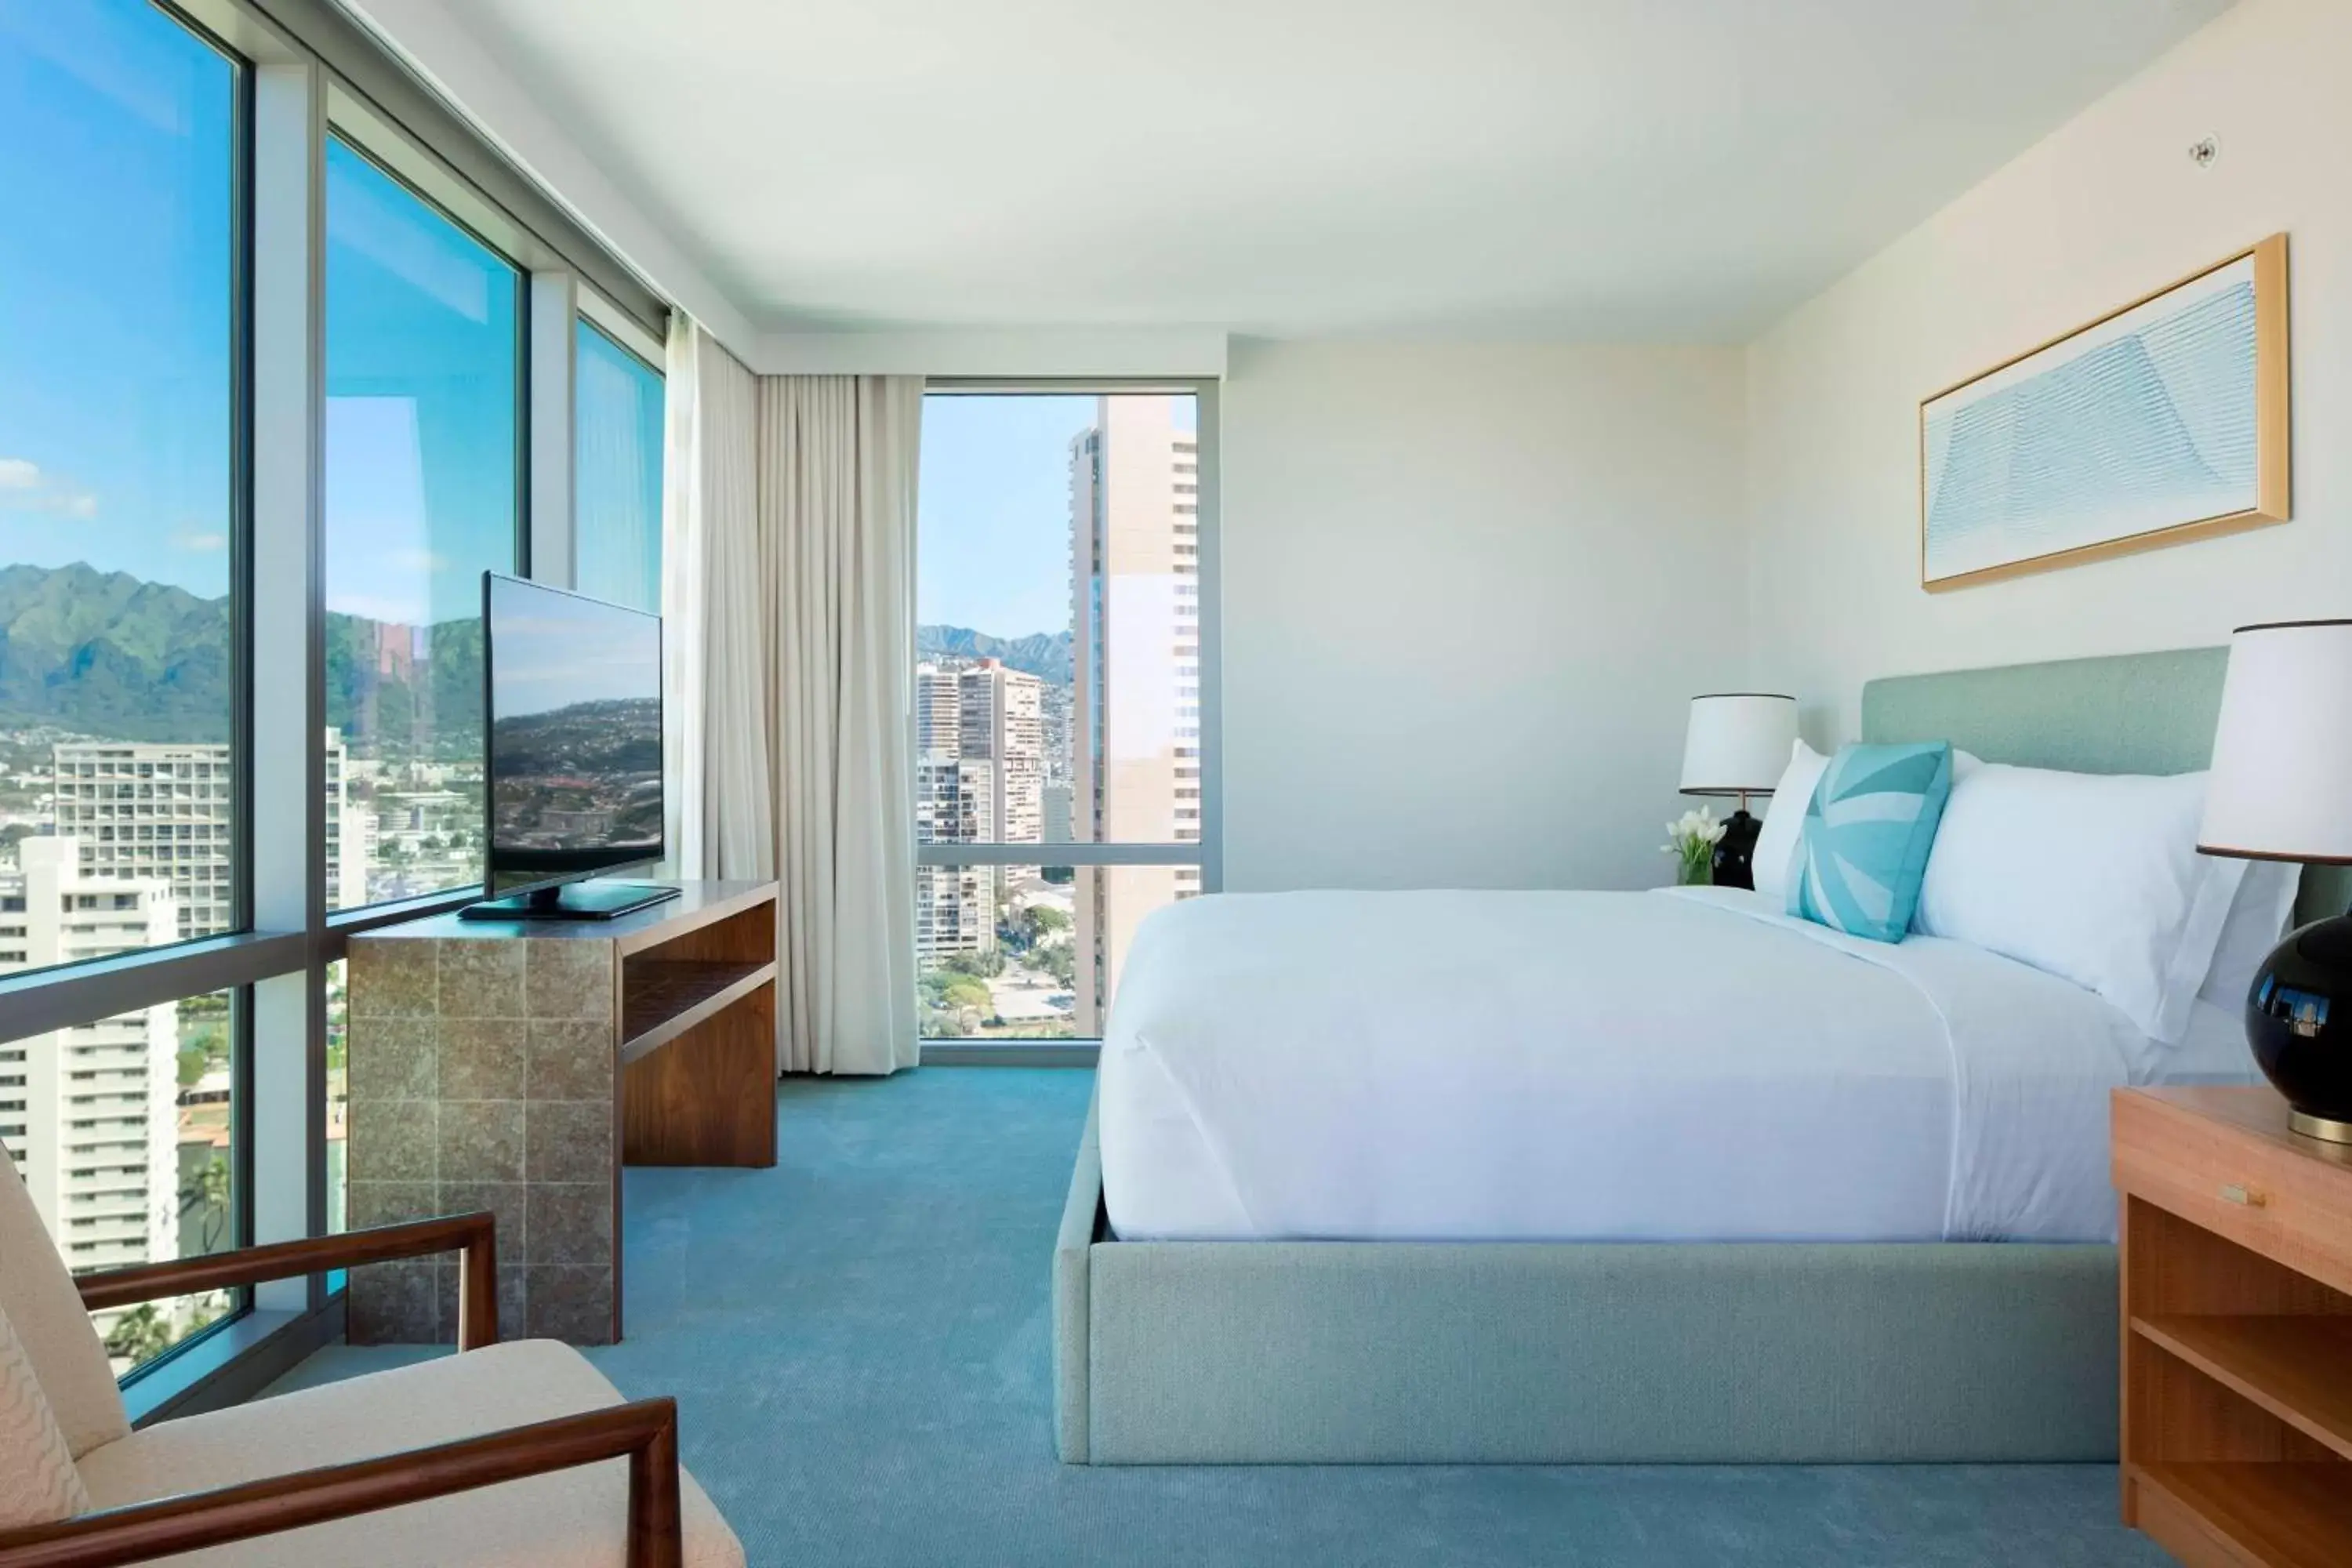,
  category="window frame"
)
[912,379,1223,1054]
